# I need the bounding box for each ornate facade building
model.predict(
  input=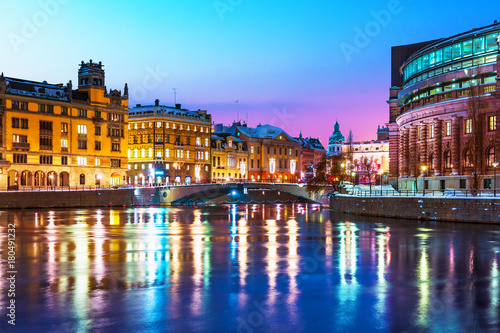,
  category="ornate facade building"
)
[0,60,128,189]
[210,132,248,182]
[327,121,345,156]
[127,101,212,185]
[344,140,389,184]
[388,23,500,191]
